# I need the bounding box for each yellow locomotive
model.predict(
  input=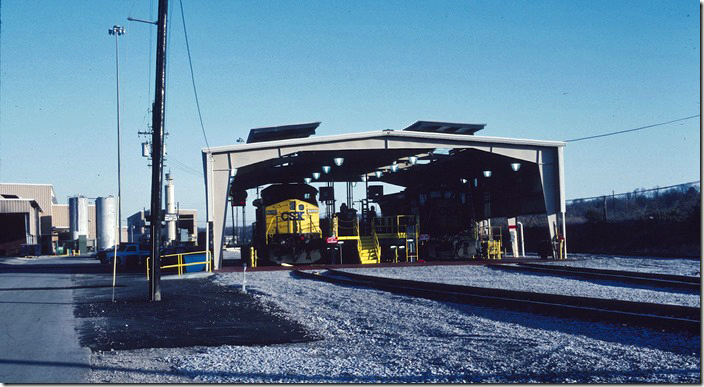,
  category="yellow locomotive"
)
[252,184,324,265]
